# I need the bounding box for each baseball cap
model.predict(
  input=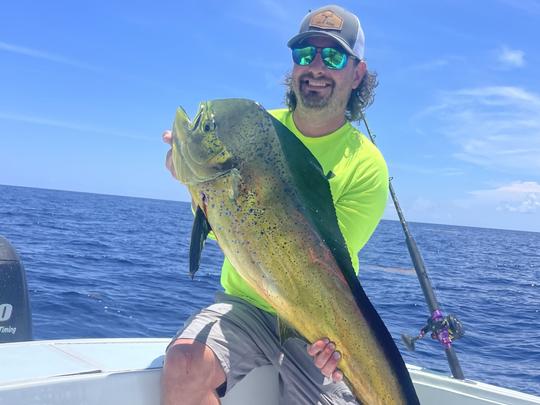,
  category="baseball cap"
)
[287,5,365,60]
